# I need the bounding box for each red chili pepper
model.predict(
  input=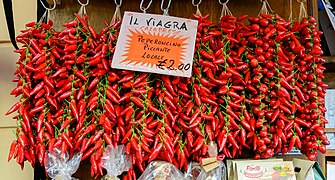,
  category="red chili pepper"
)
[227,133,239,149]
[36,111,44,132]
[279,99,292,111]
[228,91,241,99]
[278,104,291,114]
[271,109,280,123]
[201,113,215,121]
[29,81,44,96]
[228,101,243,109]
[148,143,162,162]
[288,136,296,152]
[190,109,201,125]
[265,28,277,39]
[294,86,306,102]
[240,119,251,131]
[119,74,134,83]
[276,128,287,143]
[82,146,95,161]
[74,13,88,29]
[163,96,176,110]
[88,77,100,91]
[102,134,112,146]
[200,49,214,60]
[208,30,222,36]
[131,96,144,108]
[294,118,310,128]
[6,102,20,115]
[189,117,202,128]
[87,26,97,39]
[82,124,97,137]
[62,133,73,149]
[17,134,29,147]
[227,108,239,121]
[191,136,204,154]
[8,141,18,162]
[201,96,218,105]
[193,127,205,138]
[280,79,293,91]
